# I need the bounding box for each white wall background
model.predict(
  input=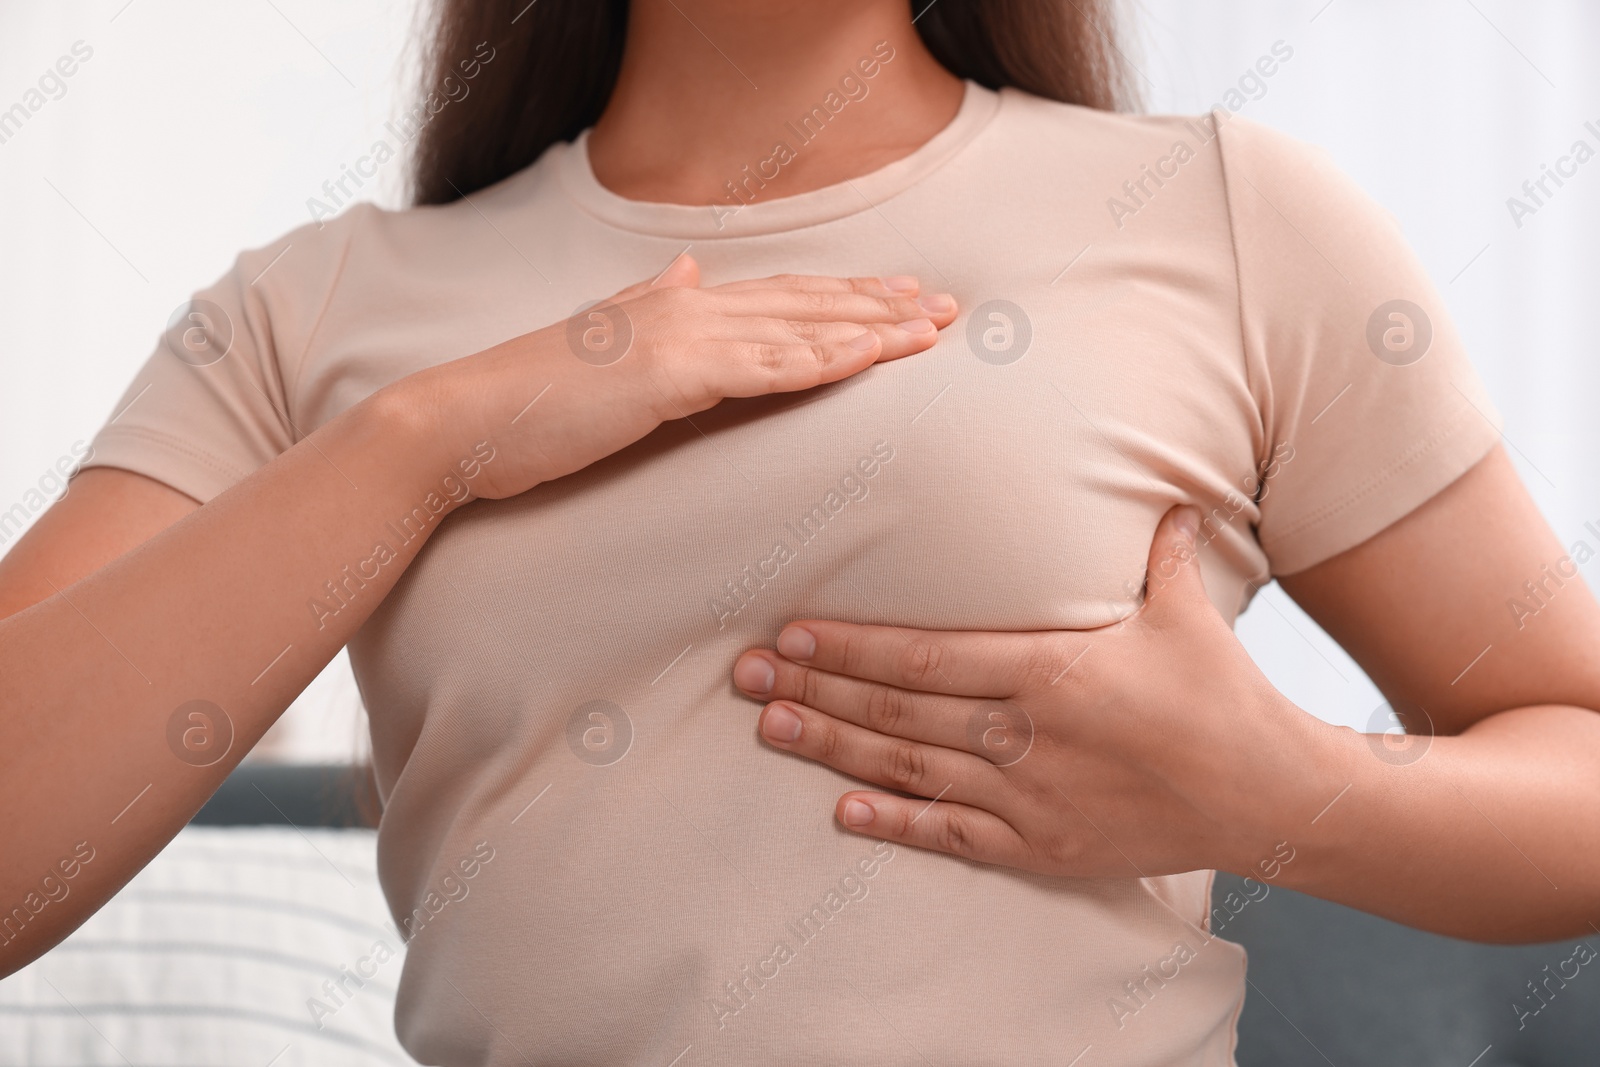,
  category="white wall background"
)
[1,1,1595,758]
